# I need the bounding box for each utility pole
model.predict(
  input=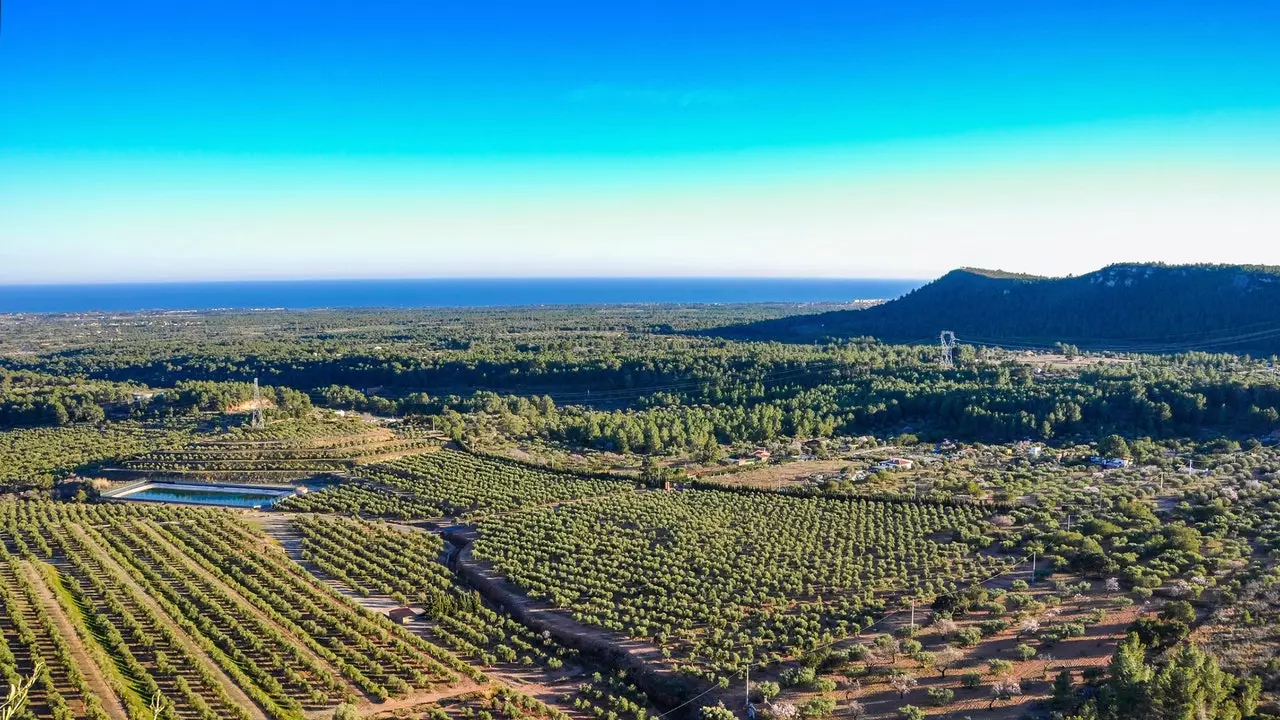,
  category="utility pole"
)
[1030,551,1036,582]
[910,598,915,629]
